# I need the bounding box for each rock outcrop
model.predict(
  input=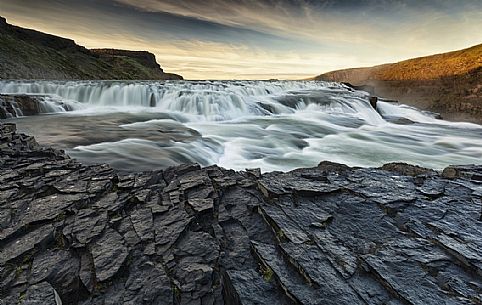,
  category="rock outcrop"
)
[91,49,165,71]
[0,17,183,80]
[0,123,481,305]
[315,44,482,123]
[0,94,73,119]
